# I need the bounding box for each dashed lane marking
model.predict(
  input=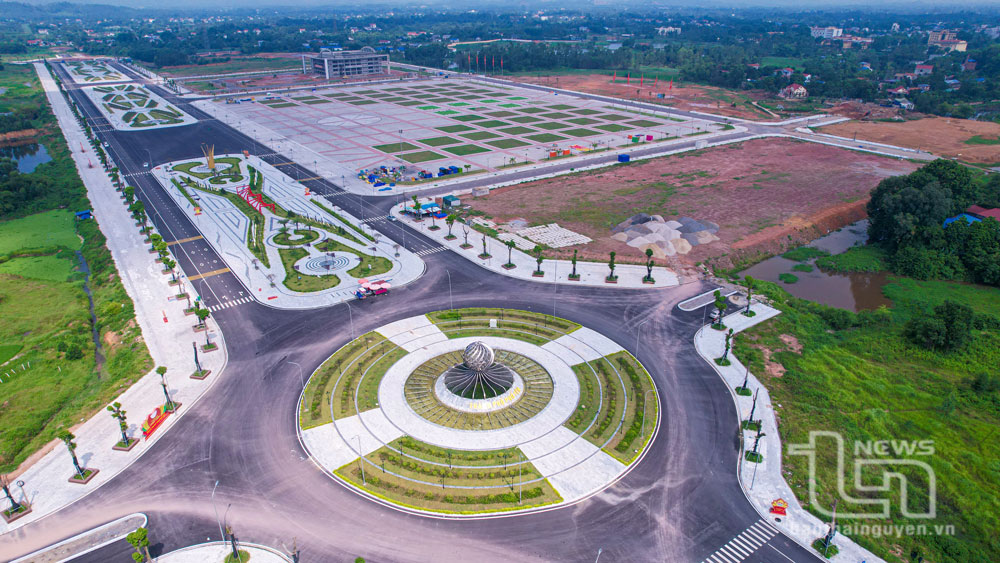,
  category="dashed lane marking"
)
[187,267,231,282]
[701,520,778,563]
[166,235,204,246]
[207,296,254,312]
